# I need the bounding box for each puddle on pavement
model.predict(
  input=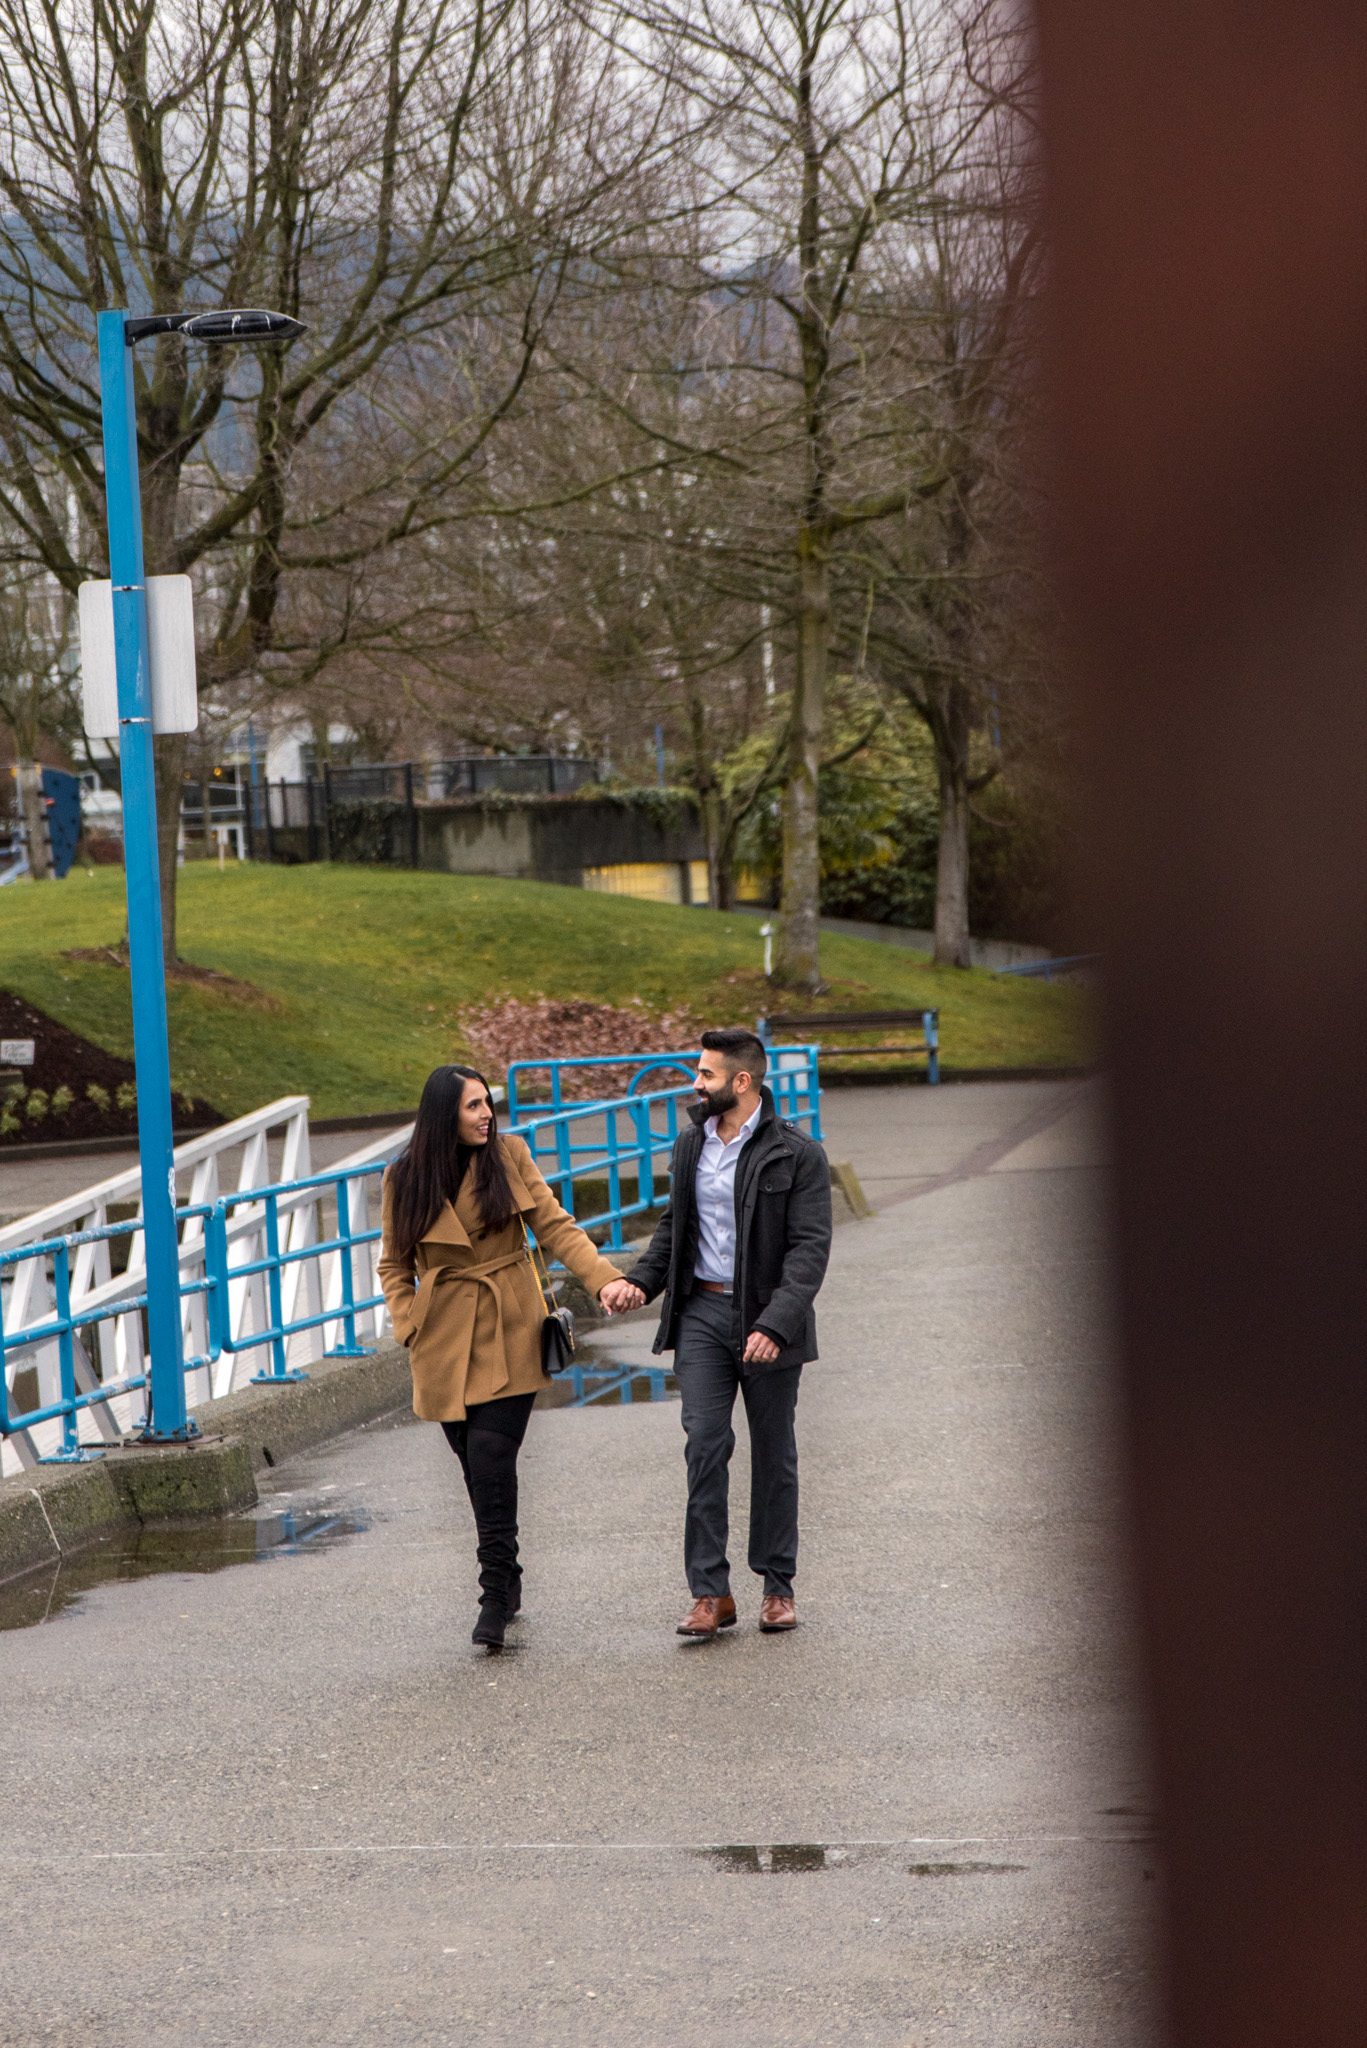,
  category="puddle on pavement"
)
[700,1845,1030,1877]
[703,1843,836,1873]
[0,1505,368,1631]
[558,1349,680,1406]
[578,1370,679,1406]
